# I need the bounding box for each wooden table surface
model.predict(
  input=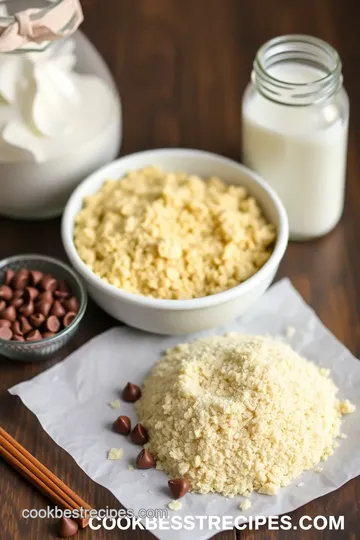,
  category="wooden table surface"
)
[1,0,360,538]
